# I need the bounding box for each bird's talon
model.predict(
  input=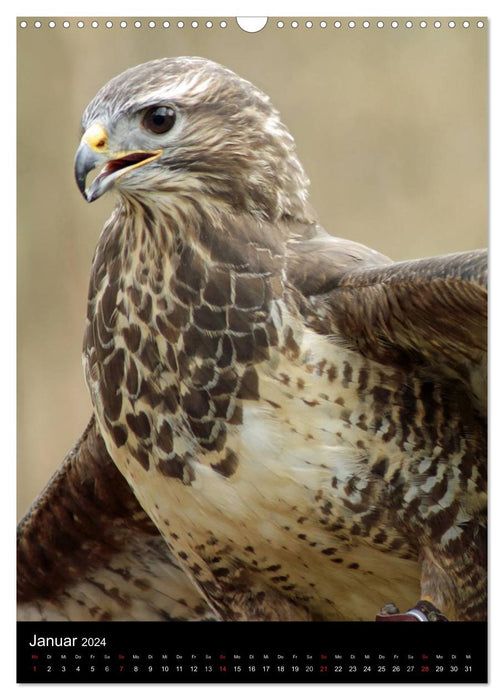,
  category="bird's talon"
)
[412,599,449,622]
[379,601,400,615]
[376,599,449,621]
